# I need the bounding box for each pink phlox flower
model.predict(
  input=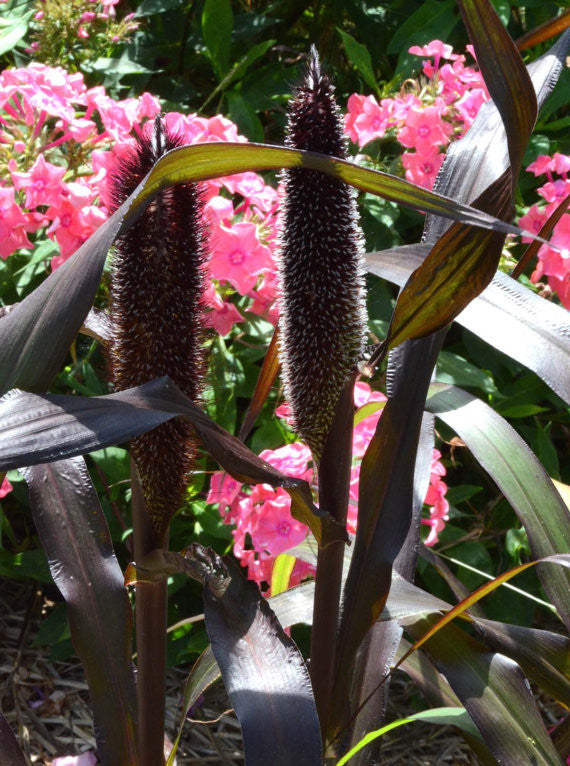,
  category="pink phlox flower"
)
[390,92,421,122]
[518,203,548,242]
[87,90,139,142]
[465,44,477,61]
[202,281,243,335]
[454,87,488,130]
[0,476,13,498]
[537,179,570,205]
[0,186,33,257]
[203,114,246,143]
[526,154,554,179]
[260,442,313,483]
[238,549,274,586]
[206,471,243,511]
[531,215,570,291]
[546,272,570,310]
[274,402,294,425]
[248,269,279,325]
[409,40,454,76]
[437,62,468,102]
[401,149,444,190]
[422,448,449,546]
[135,92,161,122]
[205,195,234,226]
[551,153,570,180]
[77,26,89,39]
[288,559,315,588]
[209,221,274,295]
[344,94,390,147]
[398,102,453,154]
[47,199,106,266]
[352,381,387,458]
[204,298,243,336]
[11,154,66,208]
[80,11,96,21]
[66,116,97,142]
[250,486,308,557]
